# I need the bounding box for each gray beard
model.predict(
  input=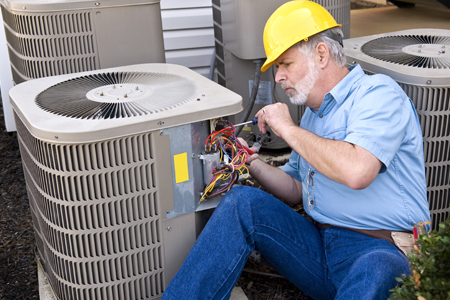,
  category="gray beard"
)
[284,60,319,106]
